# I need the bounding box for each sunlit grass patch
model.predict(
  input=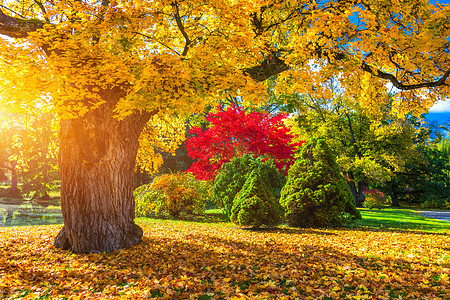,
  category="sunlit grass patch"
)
[350,208,450,233]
